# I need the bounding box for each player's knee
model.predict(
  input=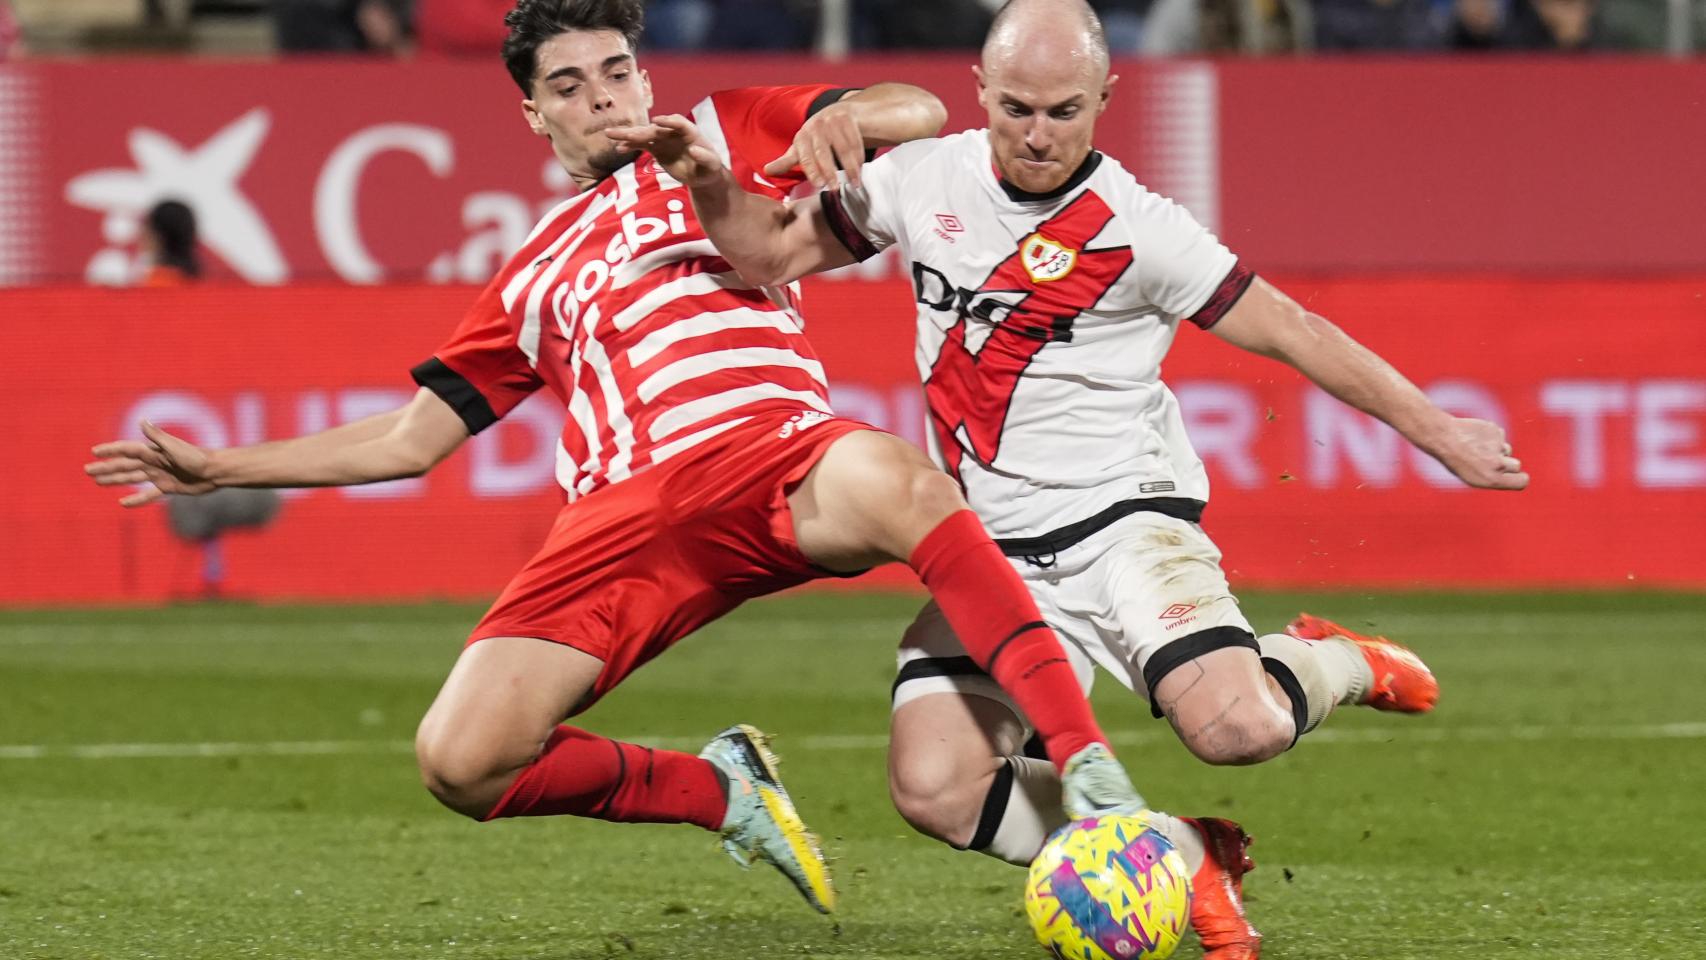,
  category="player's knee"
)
[888,751,991,846]
[1176,705,1294,766]
[415,727,509,819]
[902,467,968,530]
